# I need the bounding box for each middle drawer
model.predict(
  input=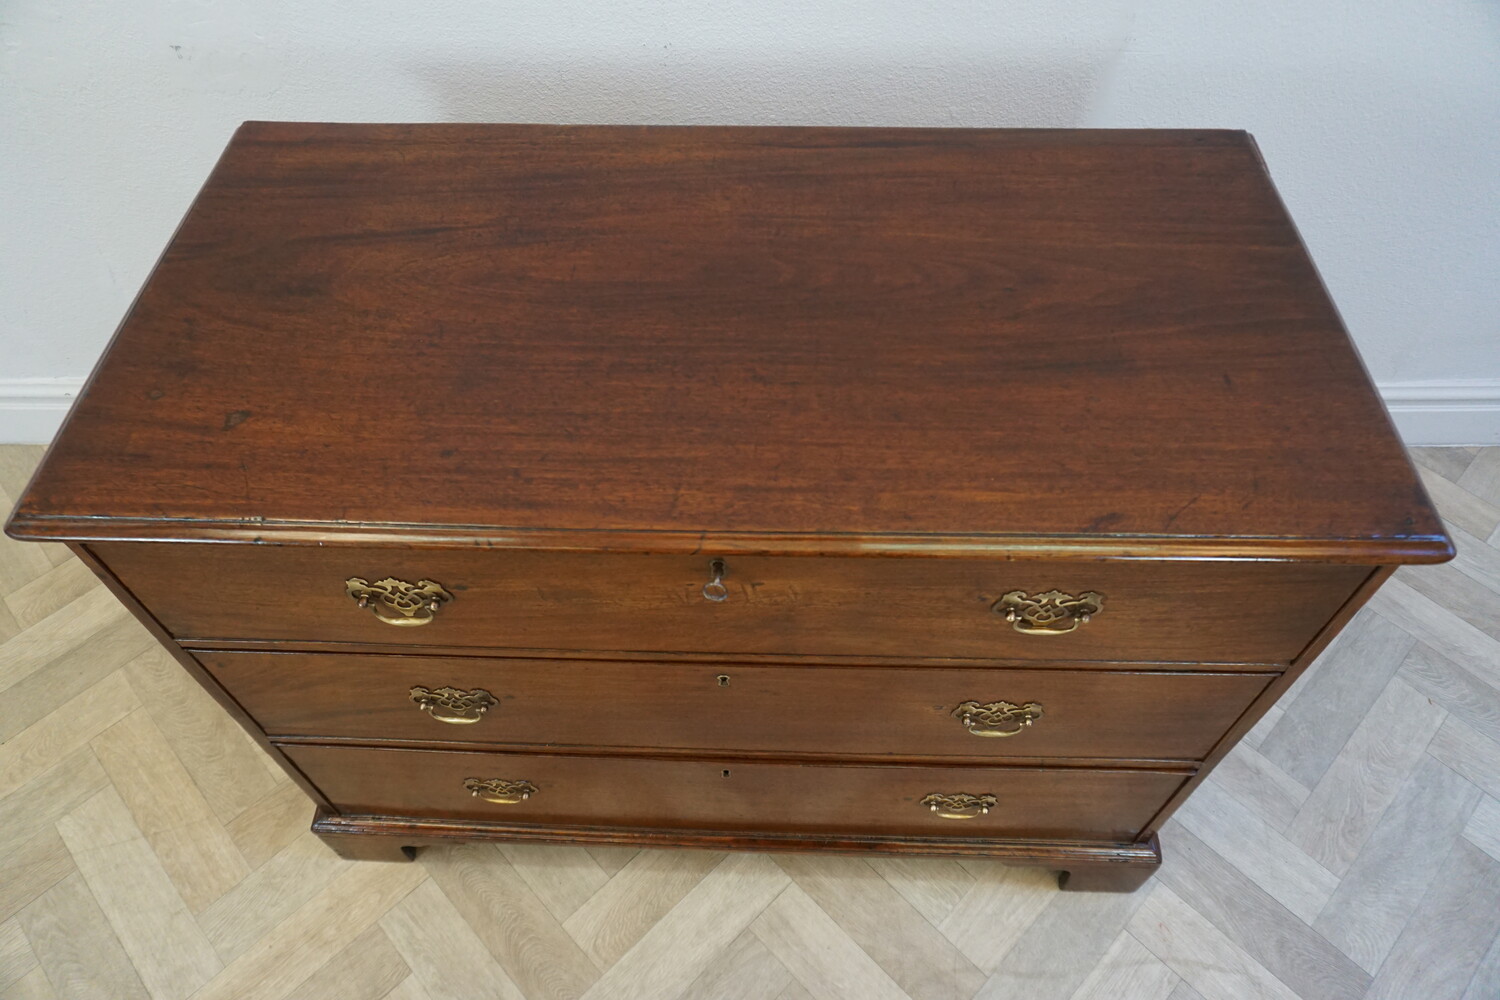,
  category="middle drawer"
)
[200,651,1272,762]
